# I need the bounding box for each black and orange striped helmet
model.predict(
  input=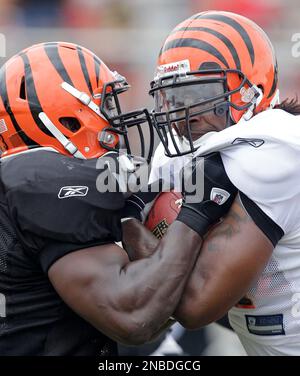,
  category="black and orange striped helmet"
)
[149,11,279,157]
[0,42,154,161]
